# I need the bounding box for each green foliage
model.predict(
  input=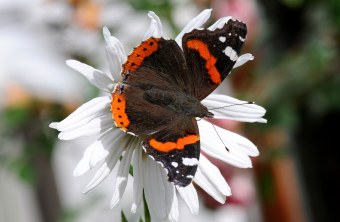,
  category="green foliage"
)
[249,1,340,130]
[143,192,151,222]
[121,211,128,222]
[127,0,180,34]
[0,102,66,183]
